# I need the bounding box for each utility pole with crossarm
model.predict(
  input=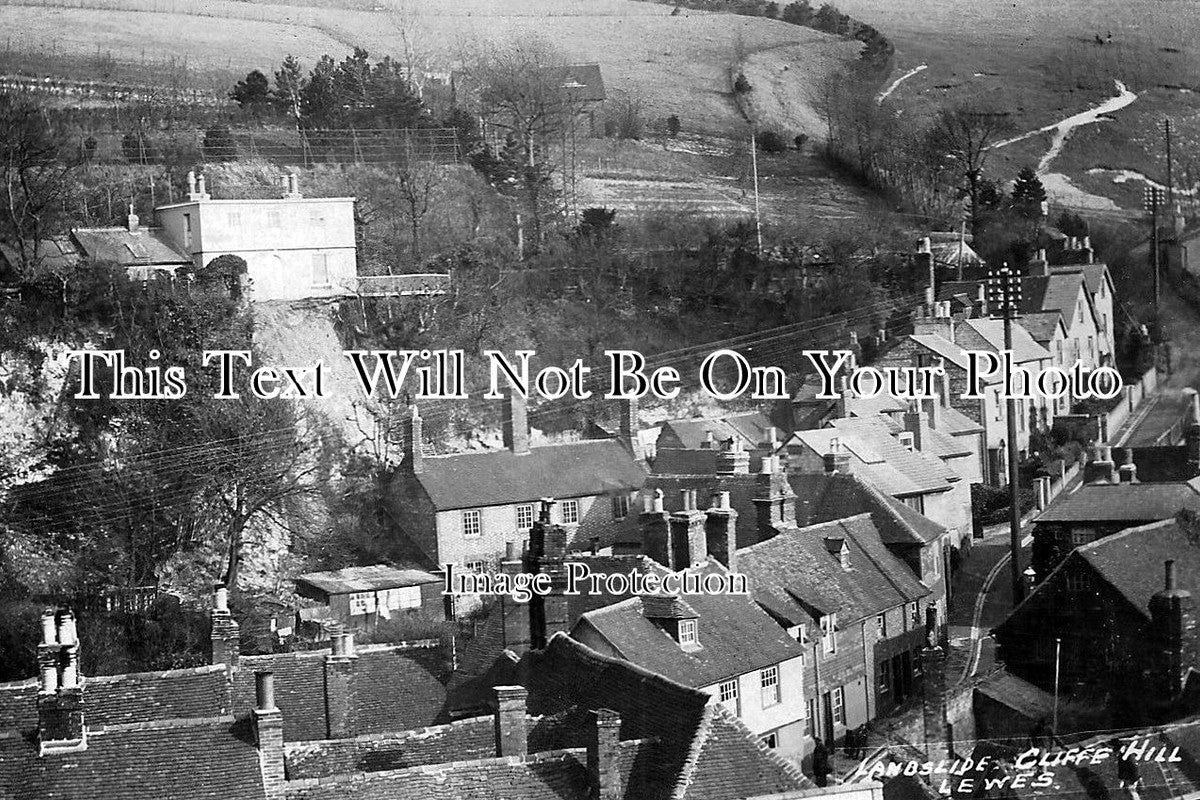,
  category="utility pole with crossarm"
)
[986,263,1024,607]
